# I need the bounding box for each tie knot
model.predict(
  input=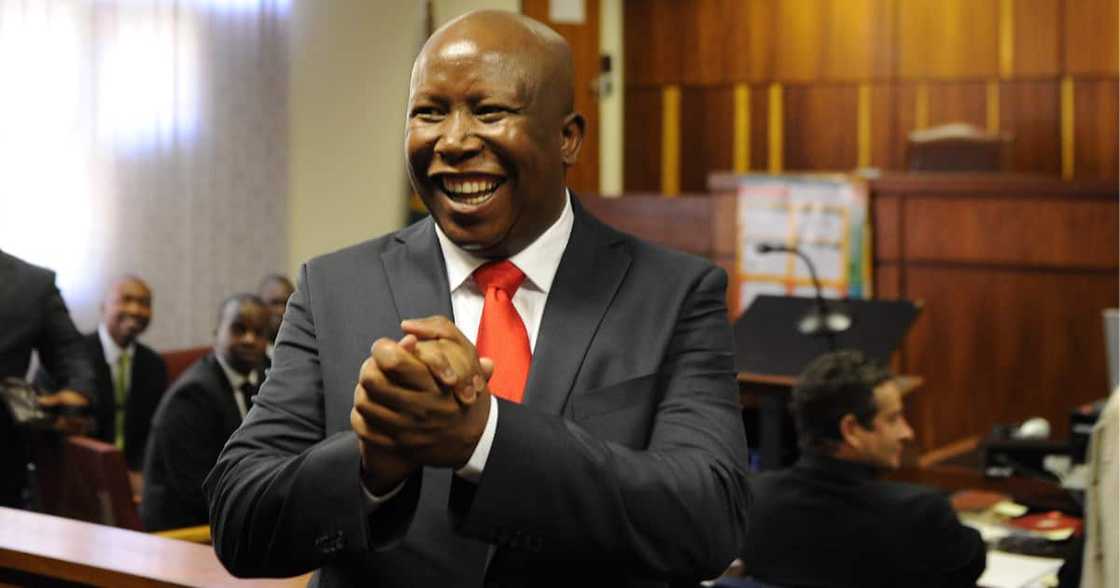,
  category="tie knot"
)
[473,260,525,295]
